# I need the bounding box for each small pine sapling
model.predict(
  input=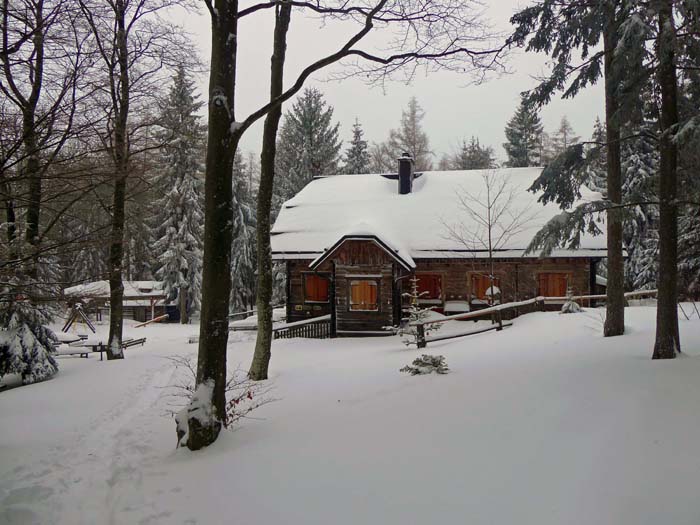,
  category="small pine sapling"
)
[400,354,449,375]
[396,276,441,347]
